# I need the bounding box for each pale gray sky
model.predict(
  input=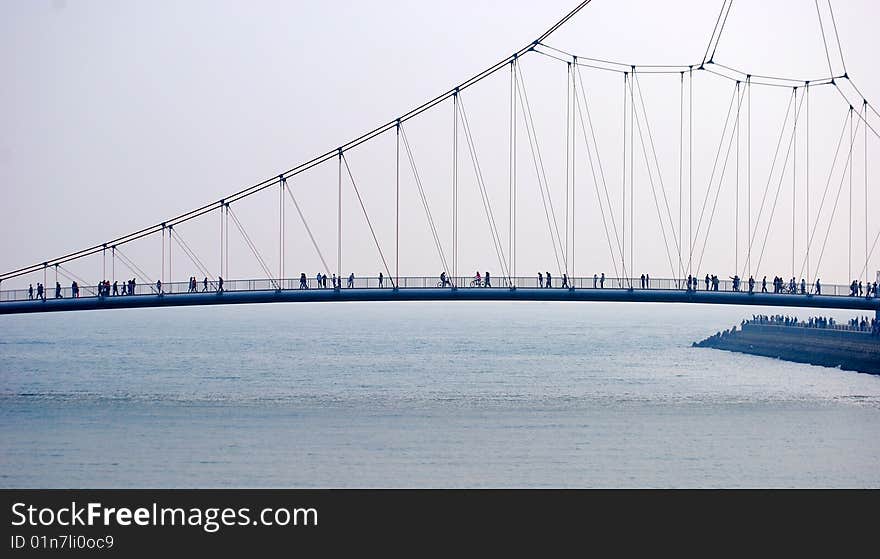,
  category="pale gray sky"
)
[1,0,878,288]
